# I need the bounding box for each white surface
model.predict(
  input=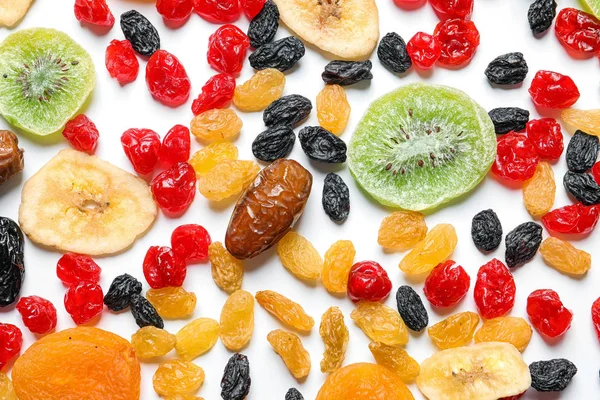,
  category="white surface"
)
[0,0,598,399]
